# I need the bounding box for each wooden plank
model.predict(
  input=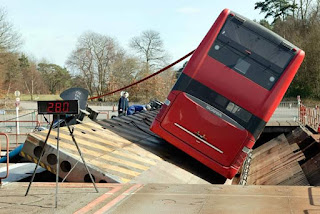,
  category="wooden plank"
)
[278,170,309,186]
[249,150,305,176]
[250,144,297,171]
[301,152,320,186]
[286,127,310,145]
[257,163,300,185]
[96,120,150,142]
[251,134,287,158]
[247,151,305,184]
[248,130,308,186]
[248,160,305,185]
[264,163,307,185]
